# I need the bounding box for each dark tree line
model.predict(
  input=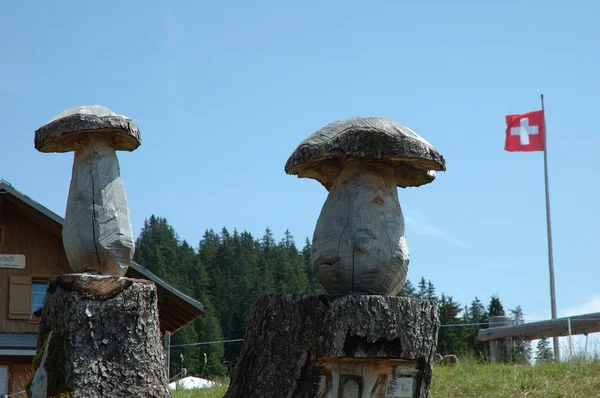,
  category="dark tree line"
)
[134,215,533,378]
[400,279,532,363]
[133,216,323,378]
